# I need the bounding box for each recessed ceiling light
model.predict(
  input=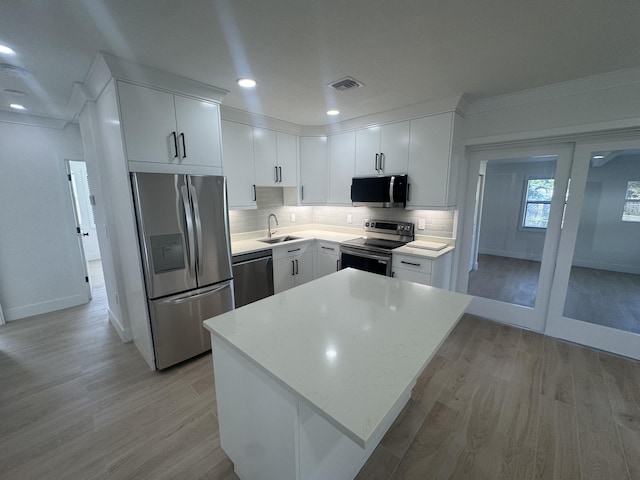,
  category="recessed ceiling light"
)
[327,109,340,116]
[10,103,26,110]
[0,44,15,55]
[592,155,605,159]
[237,78,256,88]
